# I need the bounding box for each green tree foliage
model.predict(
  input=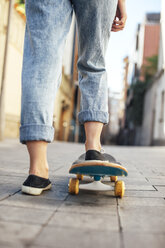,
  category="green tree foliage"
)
[142,55,158,81]
[15,0,25,3]
[14,0,25,16]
